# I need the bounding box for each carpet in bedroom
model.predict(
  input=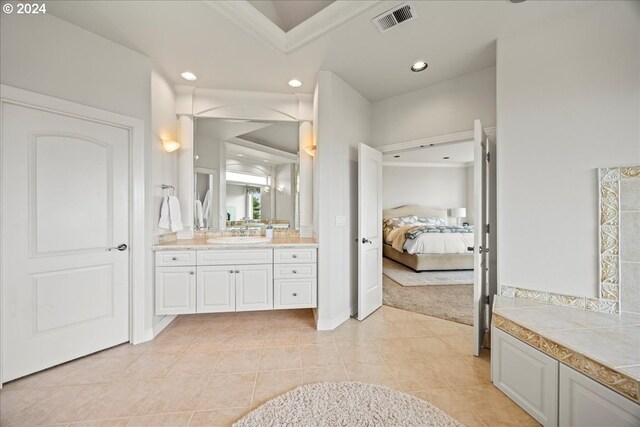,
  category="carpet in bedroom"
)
[383,257,473,286]
[382,275,473,326]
